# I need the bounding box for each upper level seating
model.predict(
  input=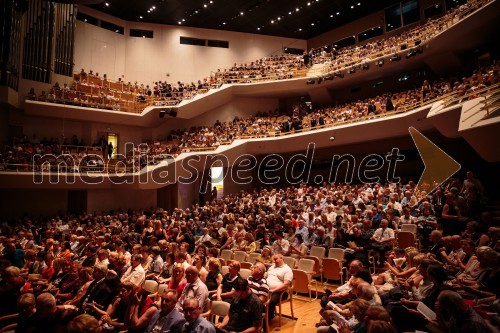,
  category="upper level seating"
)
[25,0,492,114]
[8,62,500,173]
